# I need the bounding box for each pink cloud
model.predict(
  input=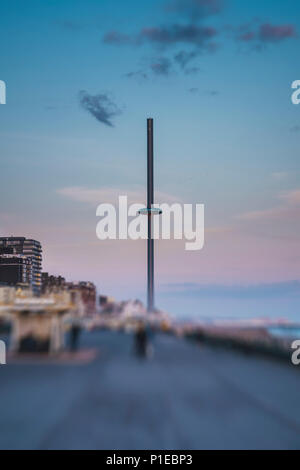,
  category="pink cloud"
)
[236,189,300,221]
[57,186,182,205]
[280,189,300,205]
[259,23,296,42]
[236,207,290,221]
[237,23,296,45]
[238,31,255,42]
